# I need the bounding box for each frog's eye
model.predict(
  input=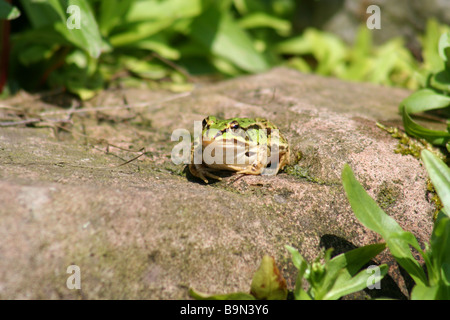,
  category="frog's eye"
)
[229,121,240,129]
[202,116,216,129]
